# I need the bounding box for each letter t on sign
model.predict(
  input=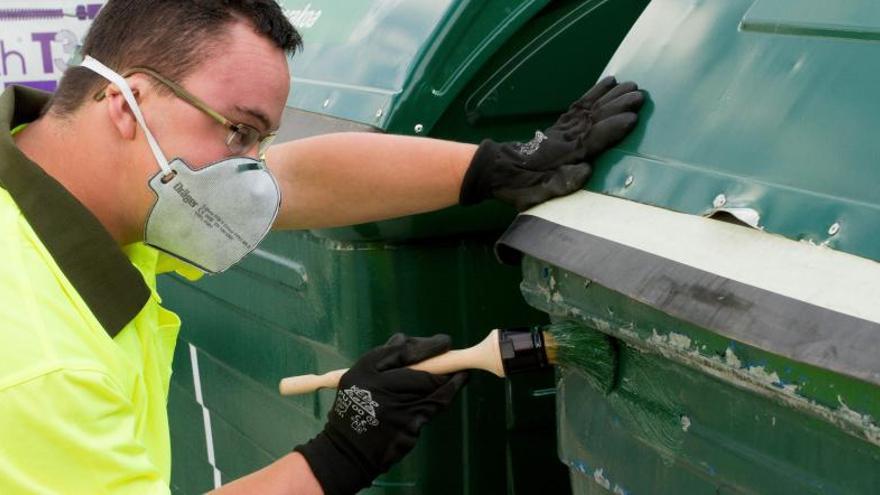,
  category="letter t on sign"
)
[32,33,56,74]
